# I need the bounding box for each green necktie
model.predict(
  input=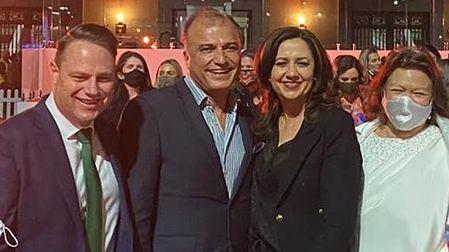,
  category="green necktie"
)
[77,128,103,252]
